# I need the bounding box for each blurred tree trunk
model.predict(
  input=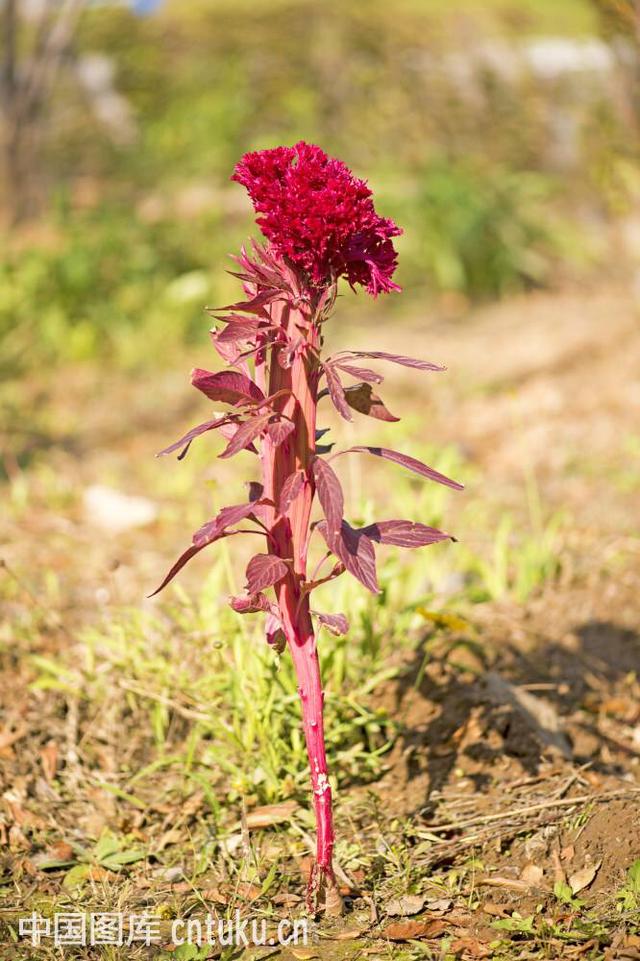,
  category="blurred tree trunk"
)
[0,0,85,226]
[590,0,640,138]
